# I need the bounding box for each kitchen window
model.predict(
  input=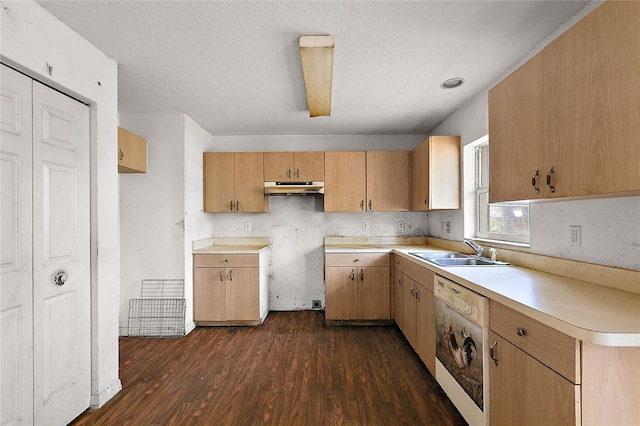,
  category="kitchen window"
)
[475,142,530,244]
